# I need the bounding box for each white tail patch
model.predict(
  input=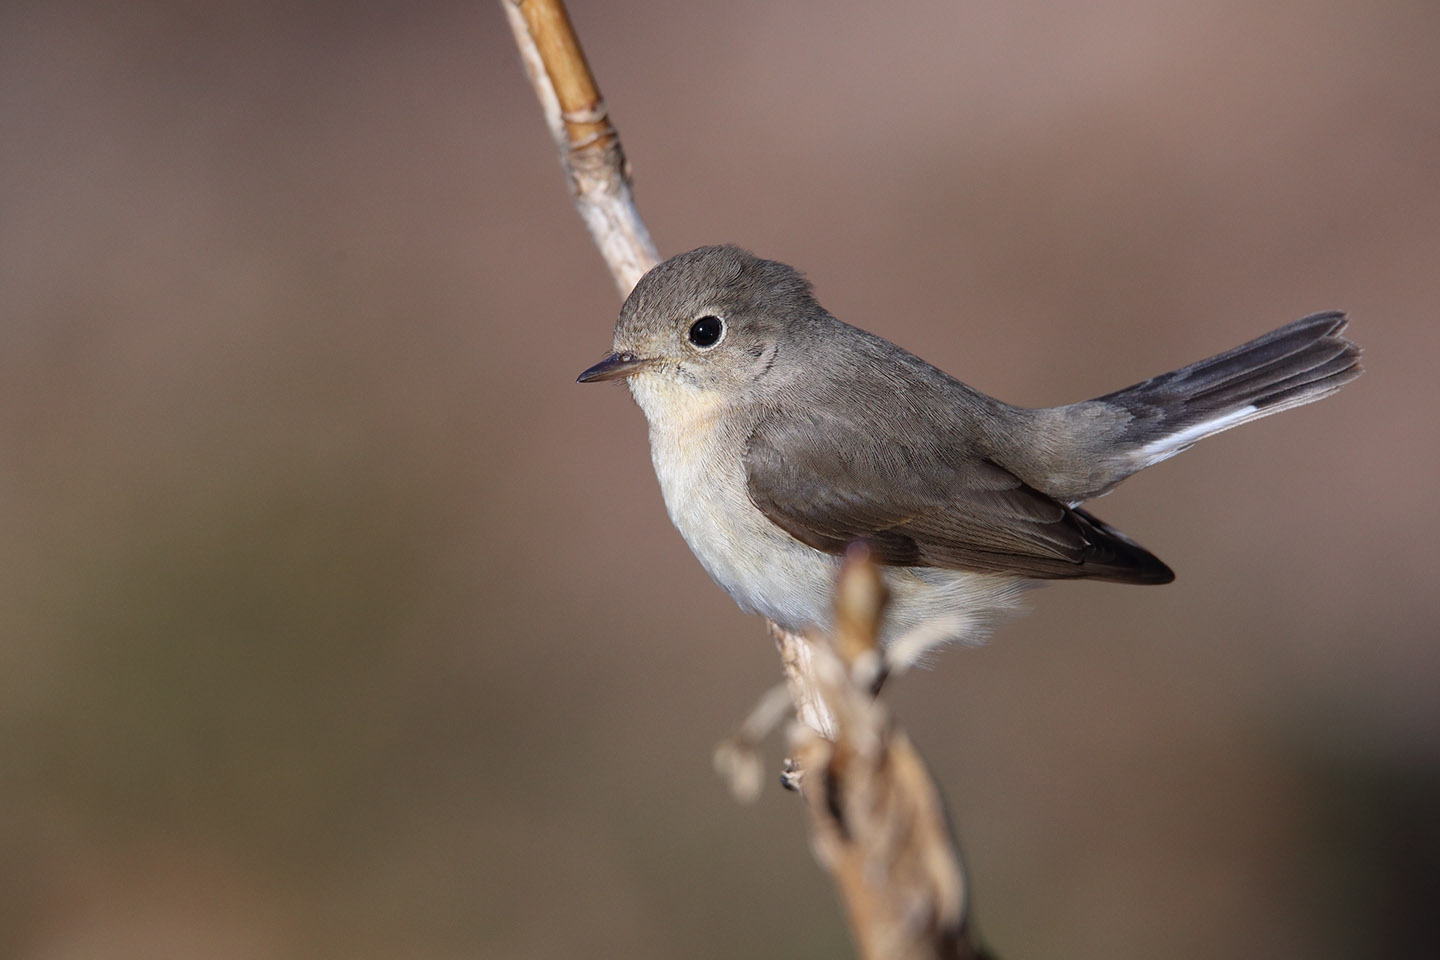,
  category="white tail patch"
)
[1138,405,1259,467]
